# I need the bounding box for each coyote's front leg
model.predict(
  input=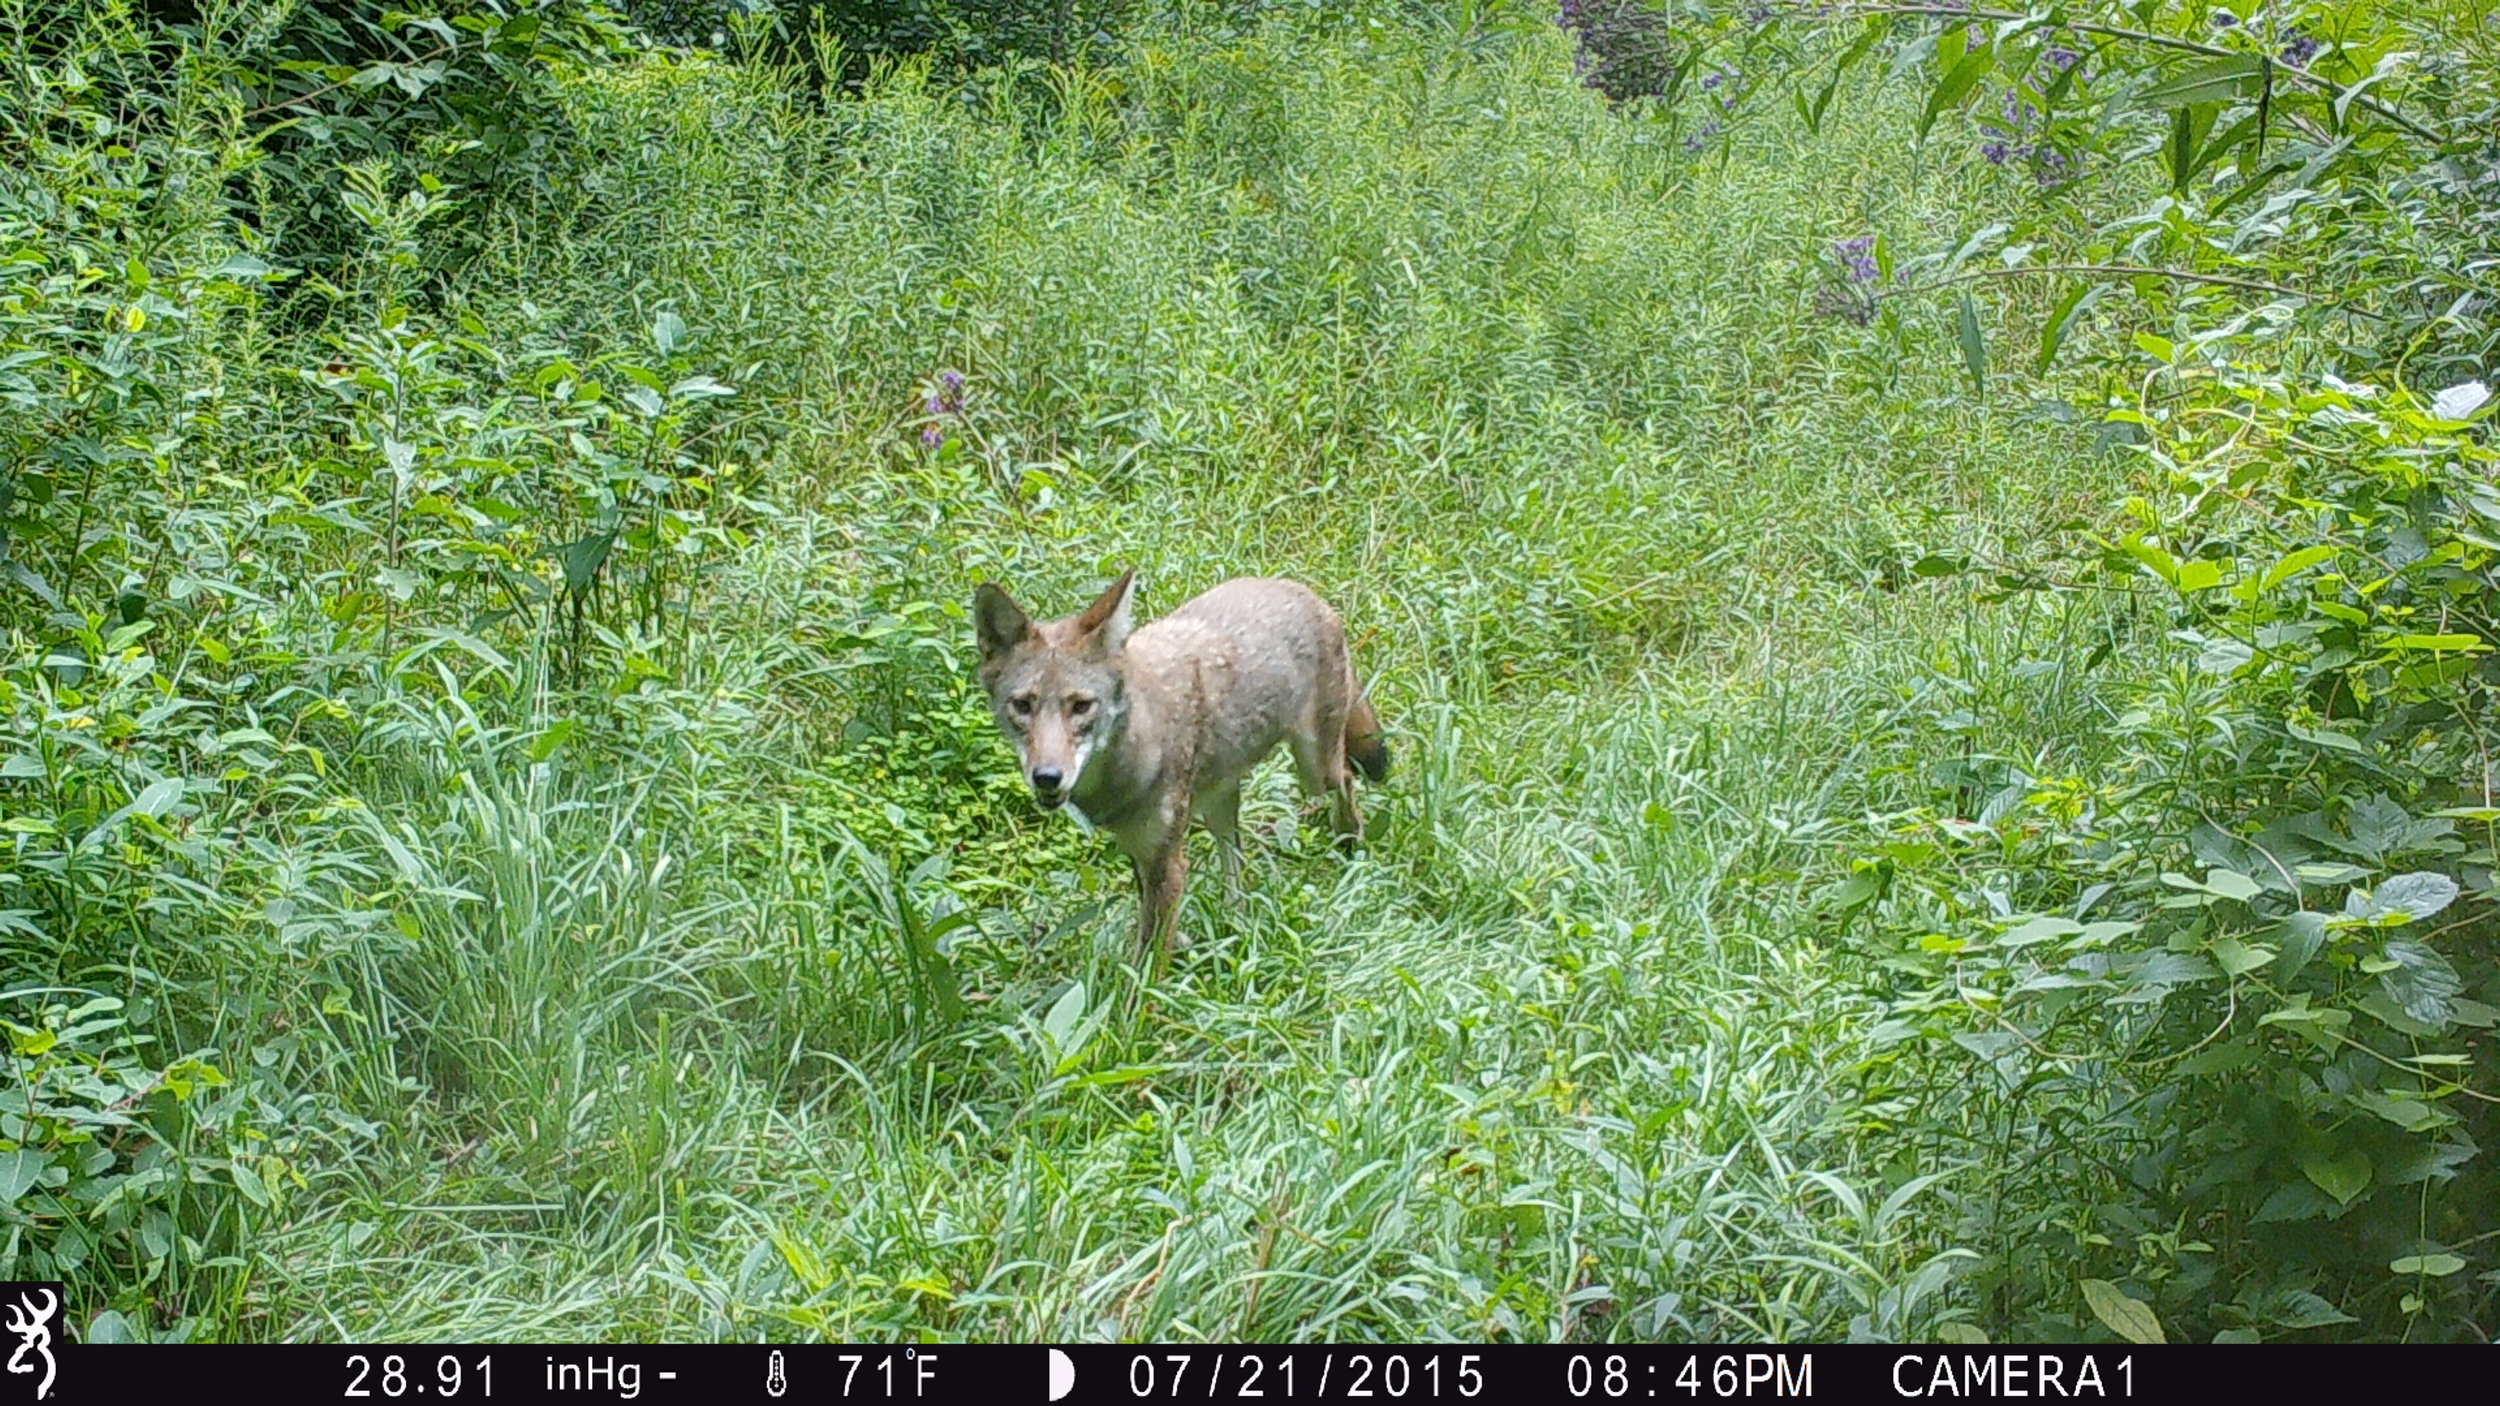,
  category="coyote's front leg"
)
[1133,839,1190,970]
